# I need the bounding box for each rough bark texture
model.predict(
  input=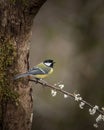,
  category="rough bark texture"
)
[0,0,46,130]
